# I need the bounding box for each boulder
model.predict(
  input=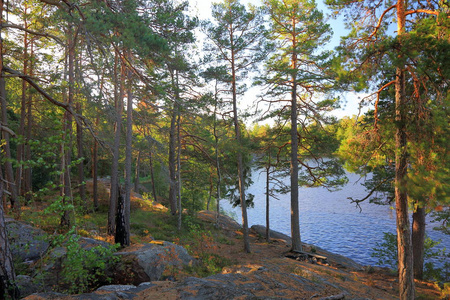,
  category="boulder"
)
[6,218,49,263]
[113,242,193,285]
[197,210,241,231]
[16,275,41,298]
